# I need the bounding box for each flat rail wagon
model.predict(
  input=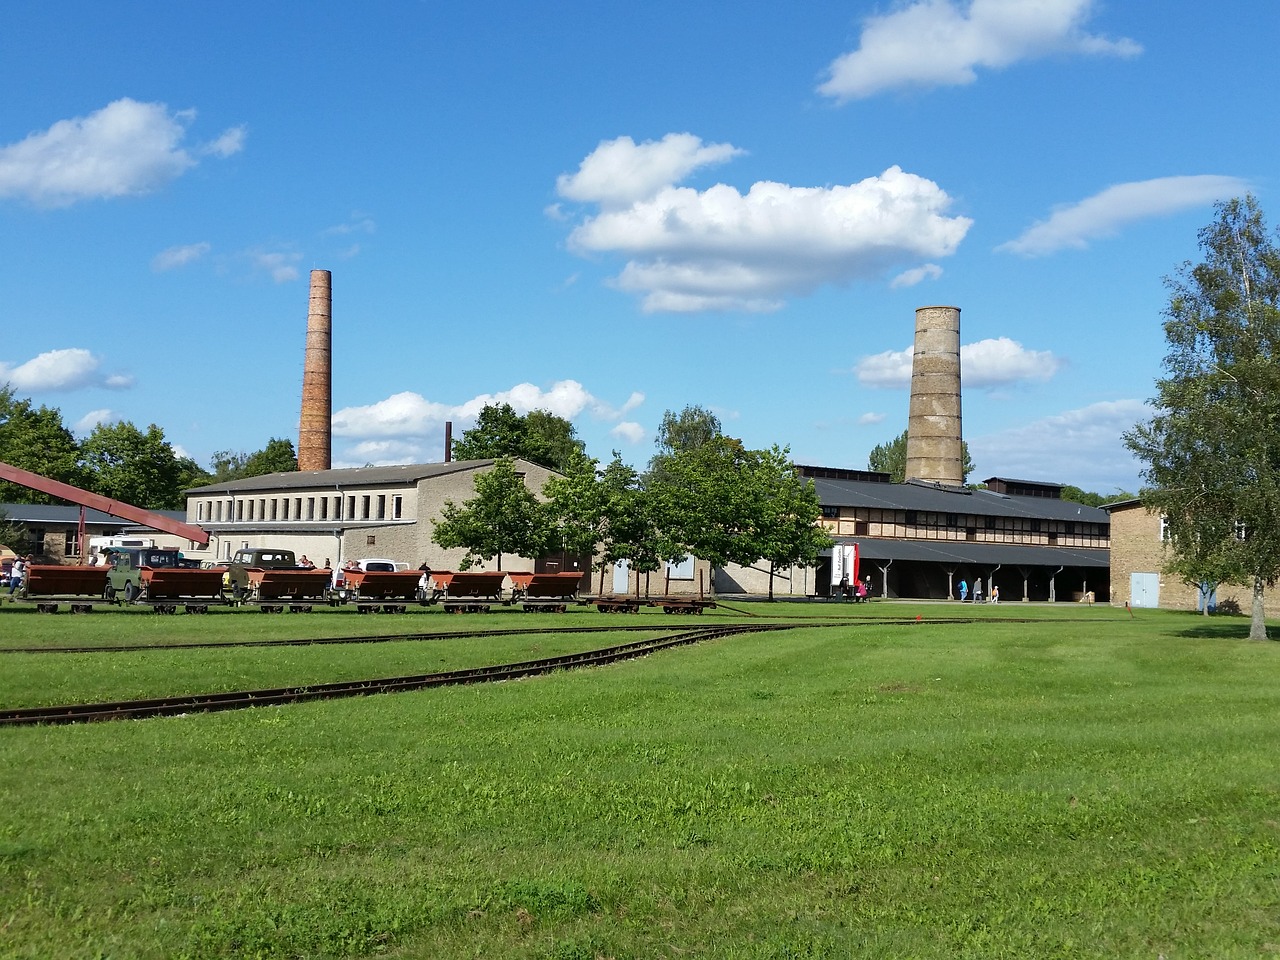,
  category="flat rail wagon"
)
[650,596,717,614]
[16,564,110,613]
[339,569,424,613]
[428,571,508,613]
[243,568,332,612]
[139,566,226,614]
